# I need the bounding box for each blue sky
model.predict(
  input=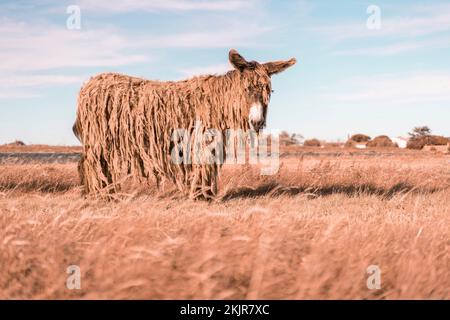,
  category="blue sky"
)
[0,0,449,145]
